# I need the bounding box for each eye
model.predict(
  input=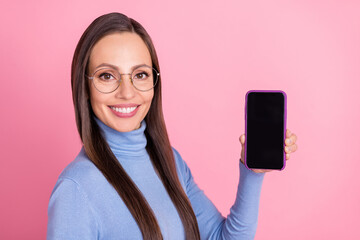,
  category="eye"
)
[134,71,149,80]
[99,72,115,81]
